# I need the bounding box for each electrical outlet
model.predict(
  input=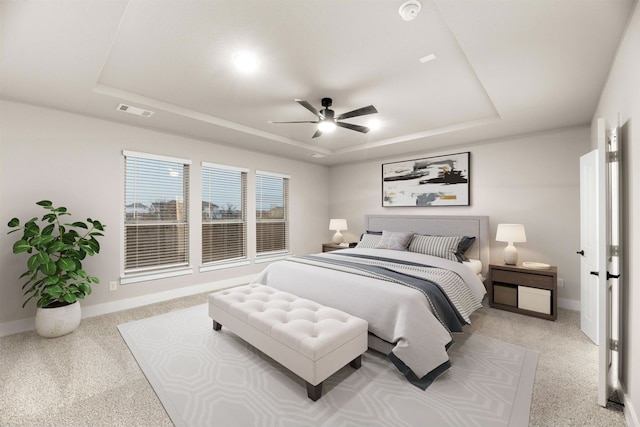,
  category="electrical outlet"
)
[558,278,564,288]
[109,281,118,291]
